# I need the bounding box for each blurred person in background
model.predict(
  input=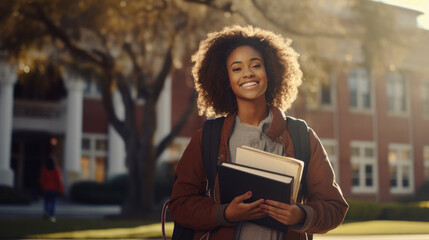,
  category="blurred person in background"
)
[39,156,64,222]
